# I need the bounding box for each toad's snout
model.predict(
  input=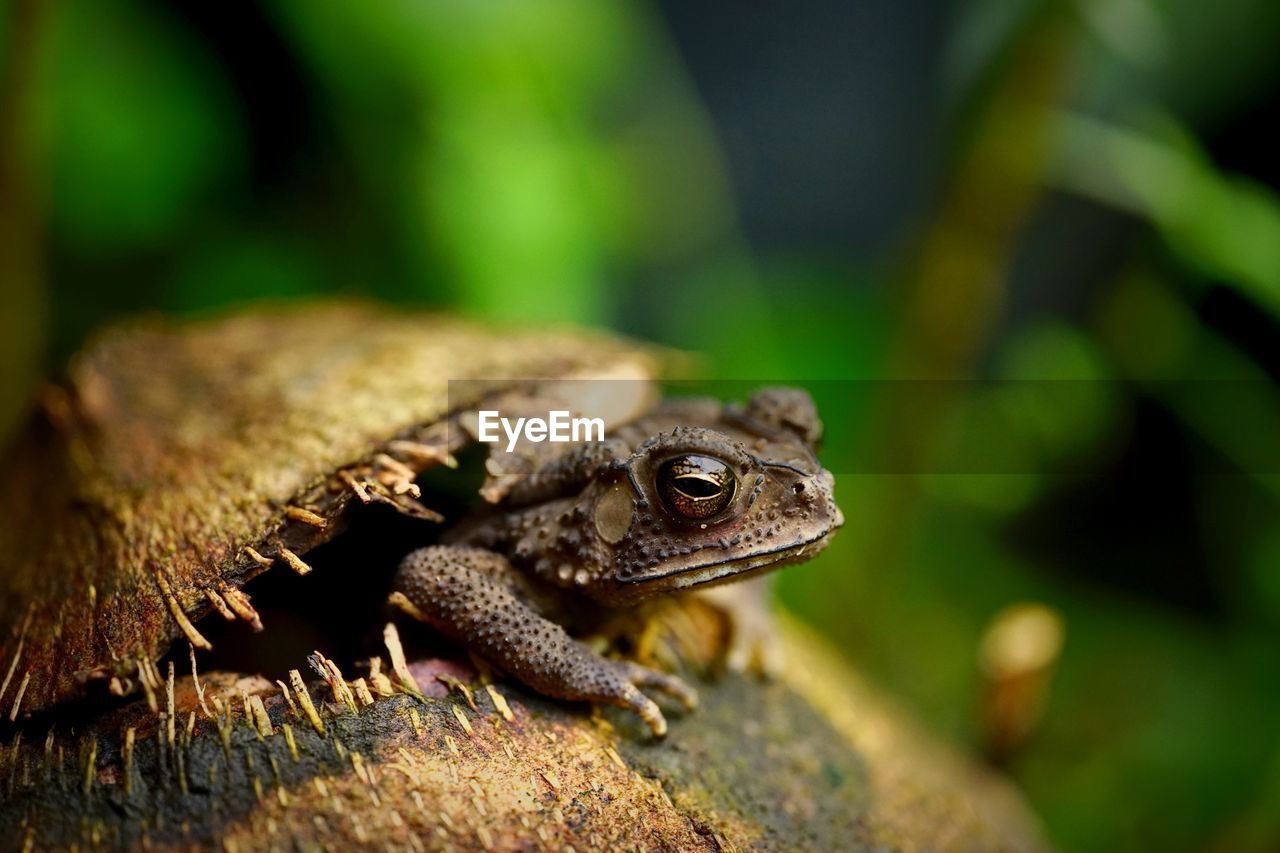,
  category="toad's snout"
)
[815,469,844,530]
